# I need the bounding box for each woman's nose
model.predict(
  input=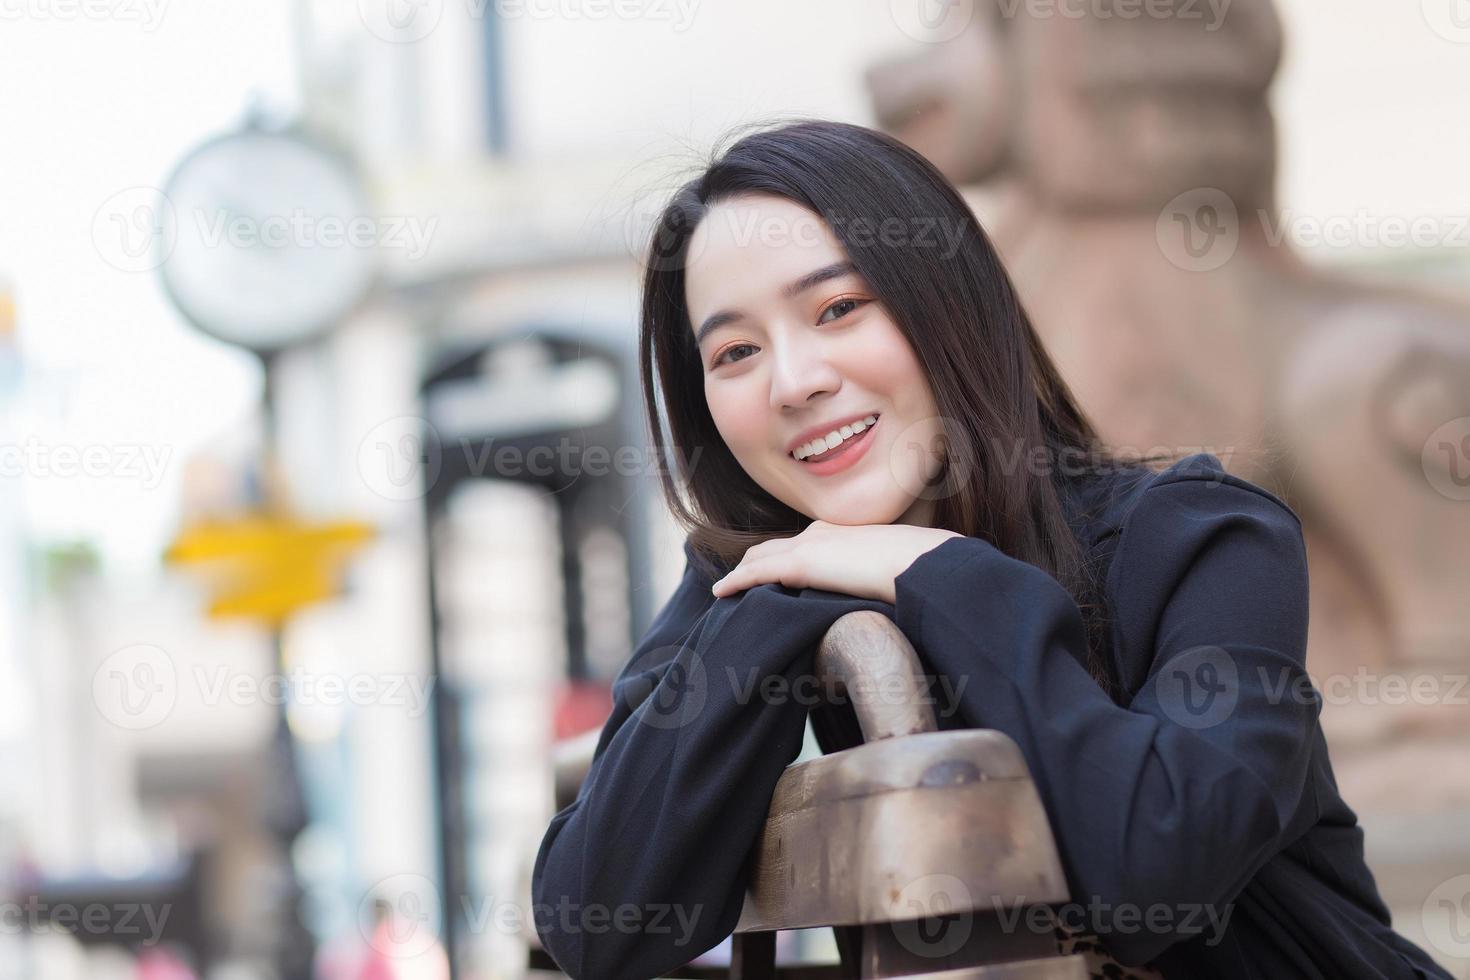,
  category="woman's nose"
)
[768,332,842,410]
